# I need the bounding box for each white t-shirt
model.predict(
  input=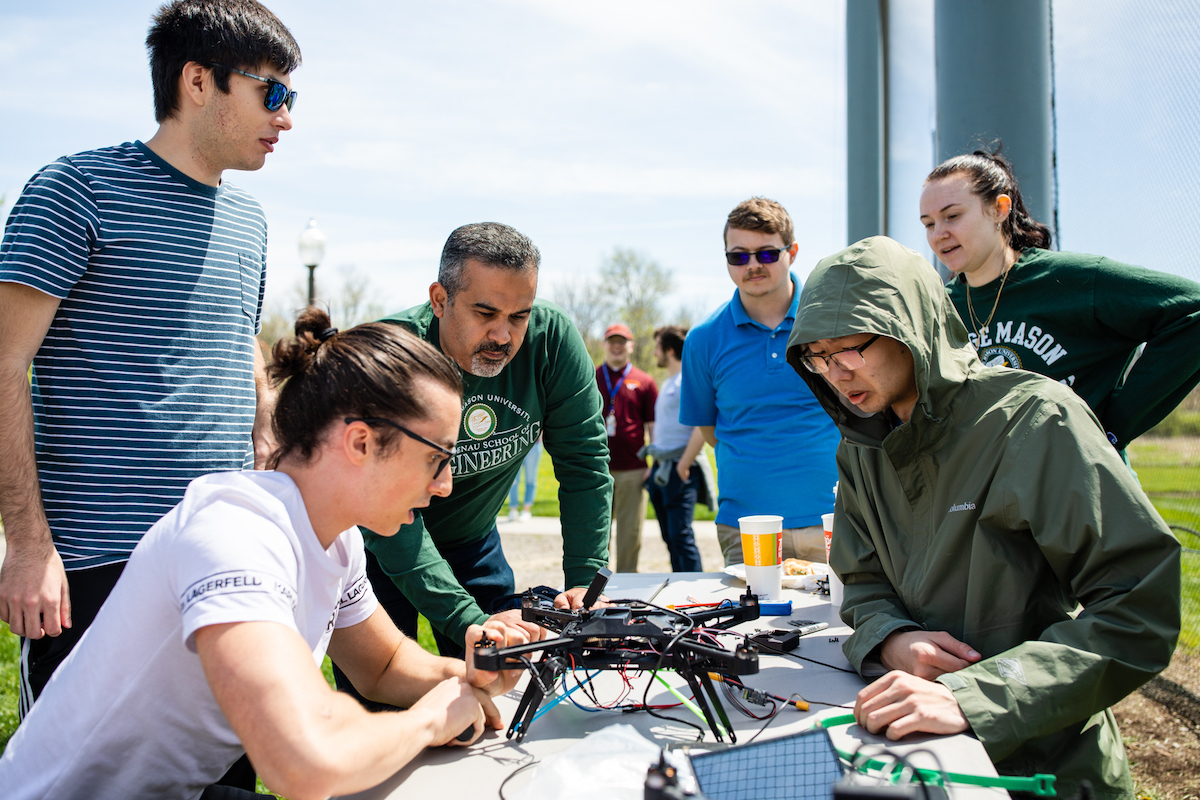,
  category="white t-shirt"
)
[653,371,693,451]
[0,471,378,800]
